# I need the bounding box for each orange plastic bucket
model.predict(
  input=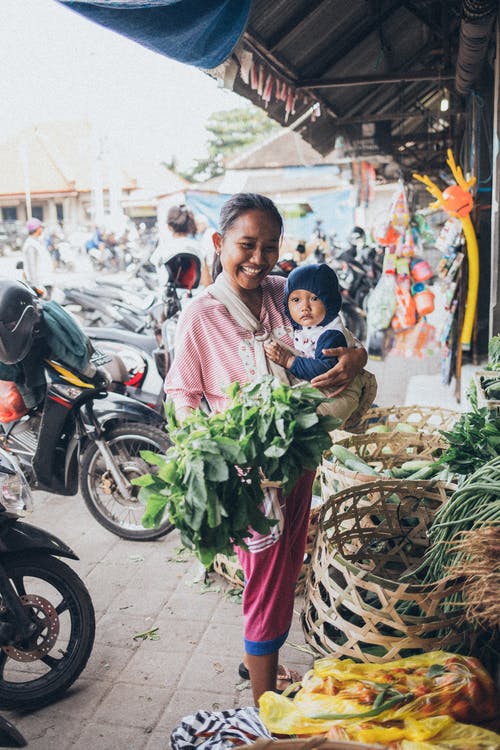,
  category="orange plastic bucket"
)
[414,289,435,316]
